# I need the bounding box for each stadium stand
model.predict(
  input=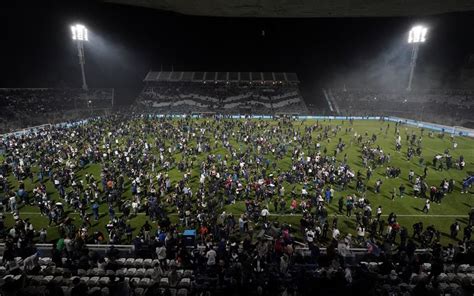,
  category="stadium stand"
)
[329,89,474,126]
[0,88,114,134]
[137,71,308,115]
